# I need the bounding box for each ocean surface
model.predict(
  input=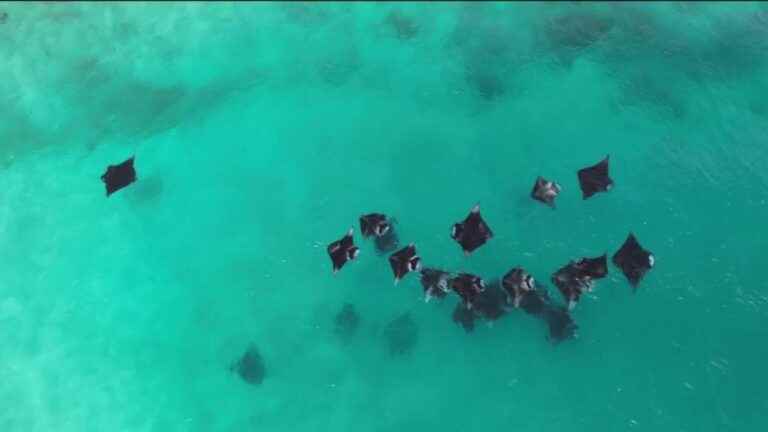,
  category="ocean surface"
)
[1,2,767,431]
